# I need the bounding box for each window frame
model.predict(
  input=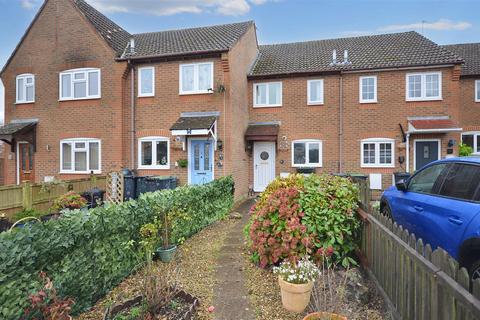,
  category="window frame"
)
[462,131,480,154]
[307,79,324,105]
[179,62,214,95]
[360,138,395,168]
[138,66,155,97]
[16,74,35,104]
[137,136,170,170]
[359,75,377,103]
[475,80,480,102]
[59,138,101,174]
[59,68,101,101]
[253,82,283,107]
[405,71,442,101]
[291,139,323,168]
